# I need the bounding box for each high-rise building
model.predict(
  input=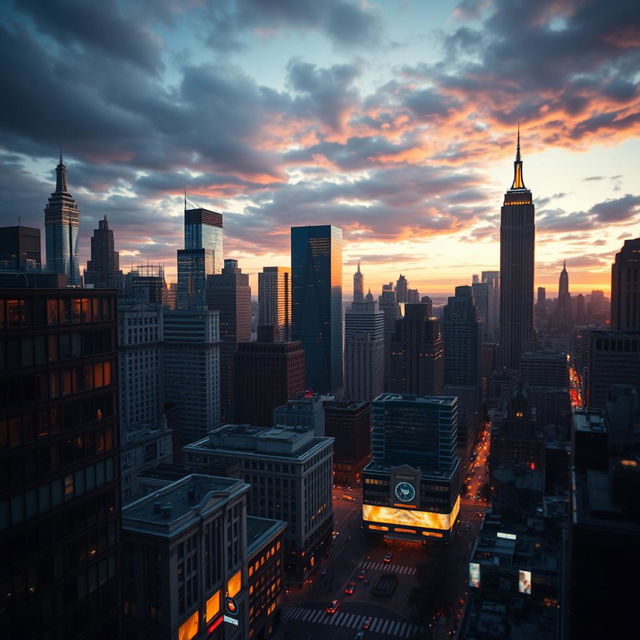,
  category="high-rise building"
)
[407,288,420,303]
[184,424,334,583]
[273,391,326,436]
[1,287,121,639]
[258,266,291,341]
[0,226,41,271]
[207,259,251,420]
[84,215,123,290]
[177,208,223,310]
[535,285,547,328]
[611,238,640,330]
[291,225,343,394]
[353,261,364,303]
[124,264,167,305]
[362,394,461,542]
[555,260,572,328]
[379,283,402,389]
[443,286,480,387]
[389,303,444,396]
[163,309,220,447]
[344,297,384,402]
[395,274,408,303]
[233,328,305,427]
[499,131,535,368]
[588,289,608,322]
[44,154,81,284]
